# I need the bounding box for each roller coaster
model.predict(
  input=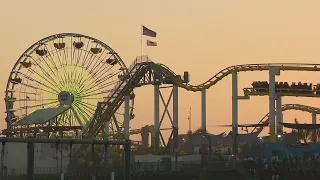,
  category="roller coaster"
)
[87,62,320,136]
[4,33,320,154]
